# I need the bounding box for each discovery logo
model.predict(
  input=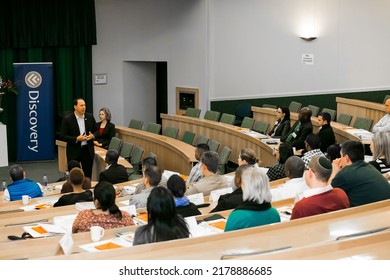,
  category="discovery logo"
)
[25,71,42,88]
